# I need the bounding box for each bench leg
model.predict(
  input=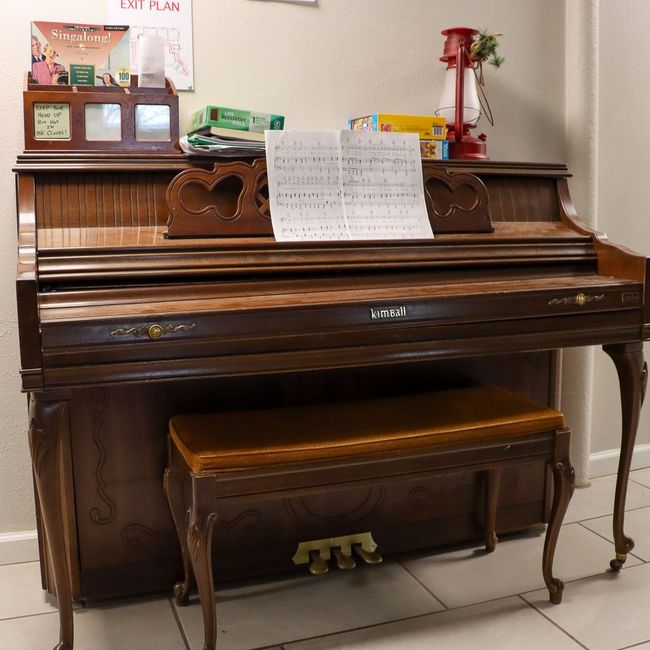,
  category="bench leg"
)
[485,468,502,552]
[187,486,218,650]
[543,429,575,604]
[163,465,195,606]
